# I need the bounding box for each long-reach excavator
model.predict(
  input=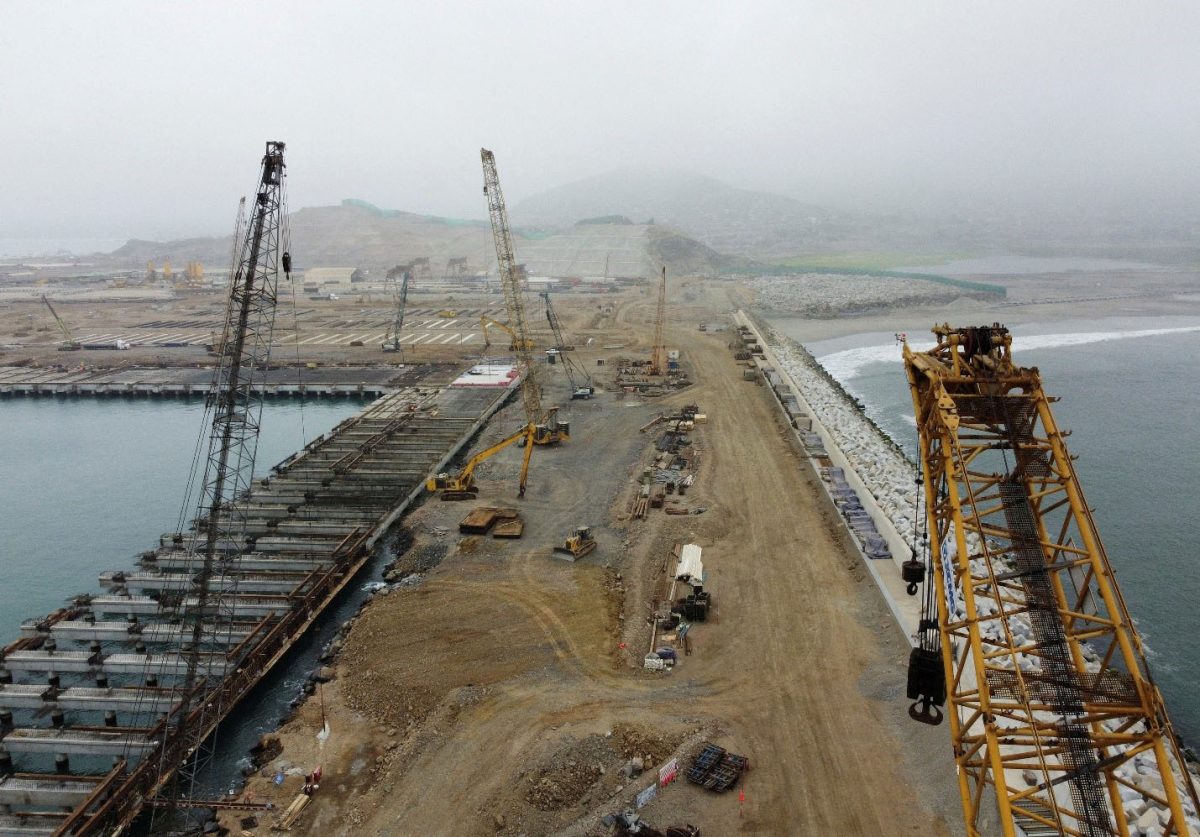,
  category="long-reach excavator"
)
[480,314,536,352]
[903,323,1200,837]
[425,425,528,500]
